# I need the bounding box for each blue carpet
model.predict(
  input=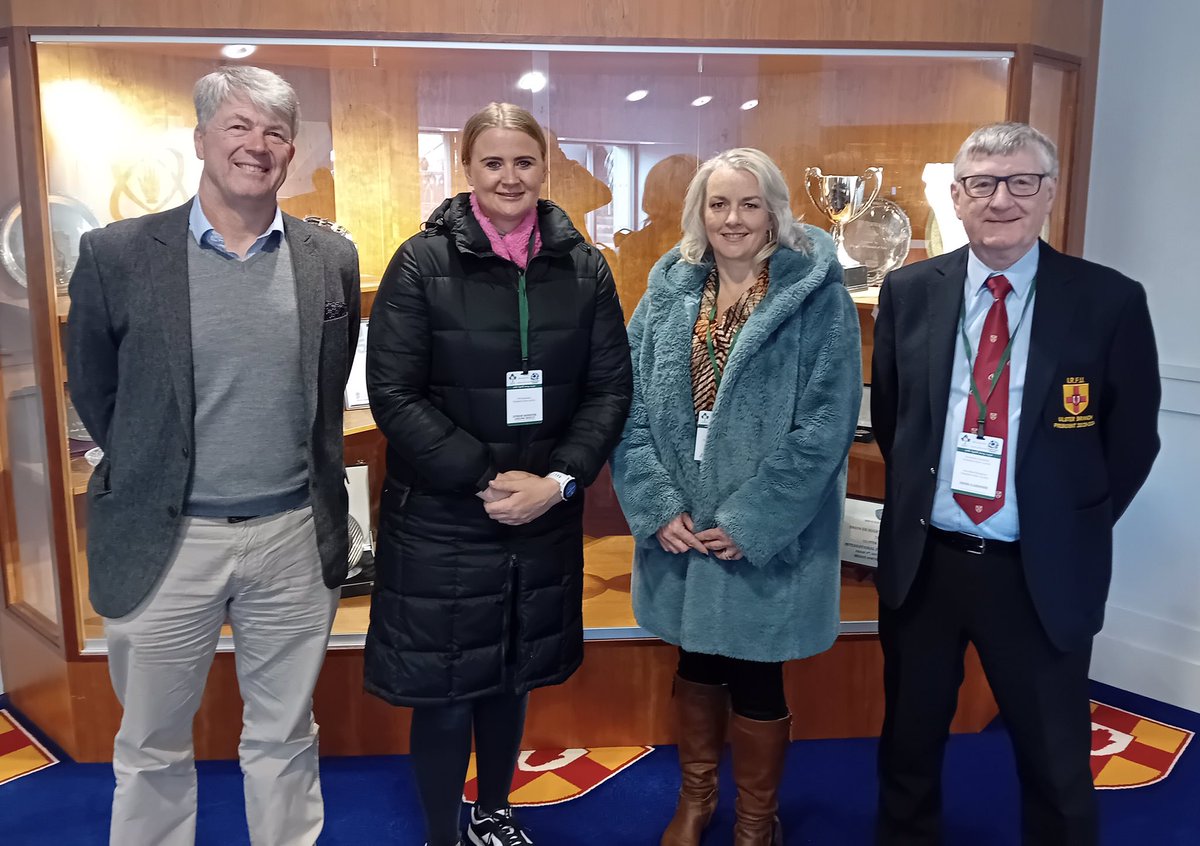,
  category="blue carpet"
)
[1,682,1196,844]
